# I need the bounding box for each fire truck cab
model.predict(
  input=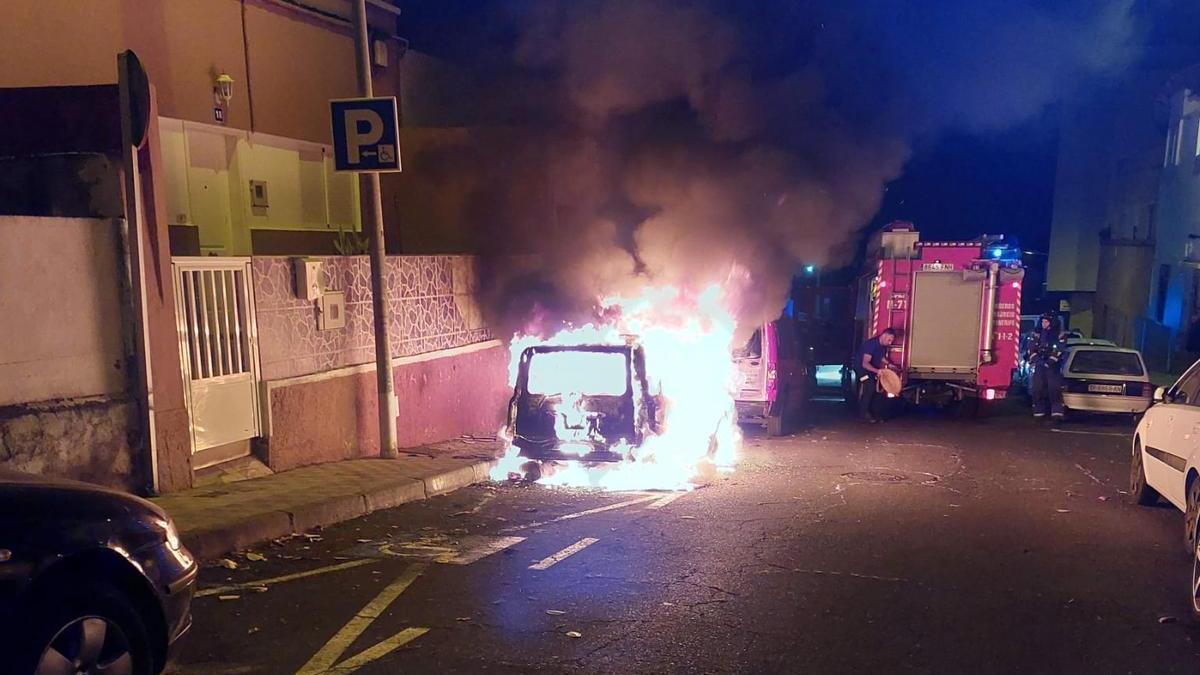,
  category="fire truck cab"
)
[855,221,1024,412]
